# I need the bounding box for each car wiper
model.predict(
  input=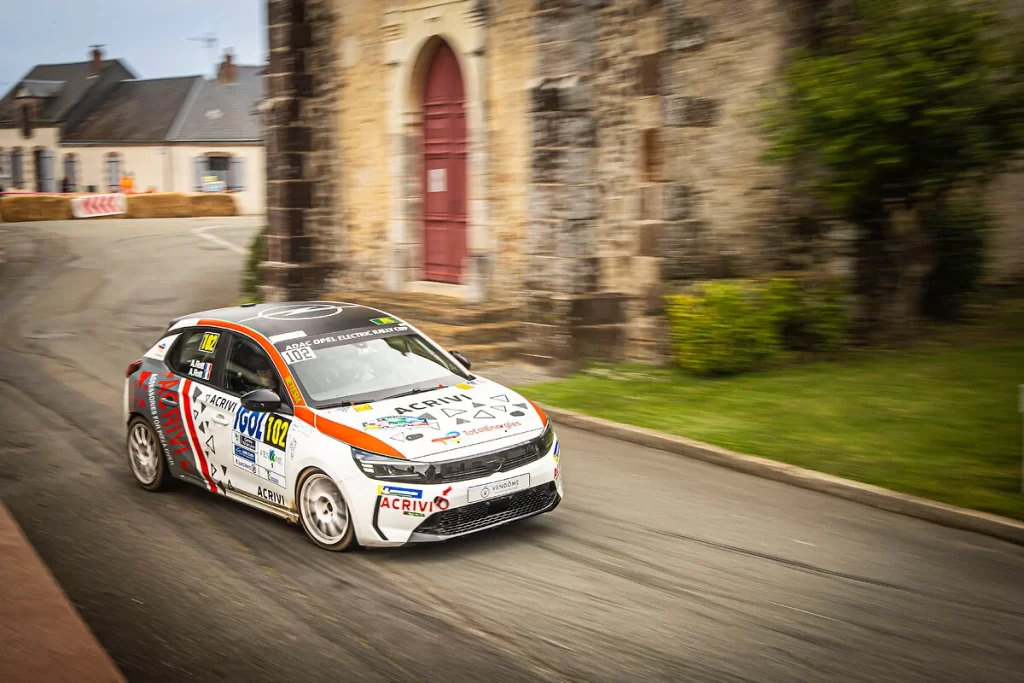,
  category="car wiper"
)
[320,400,362,410]
[382,386,444,401]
